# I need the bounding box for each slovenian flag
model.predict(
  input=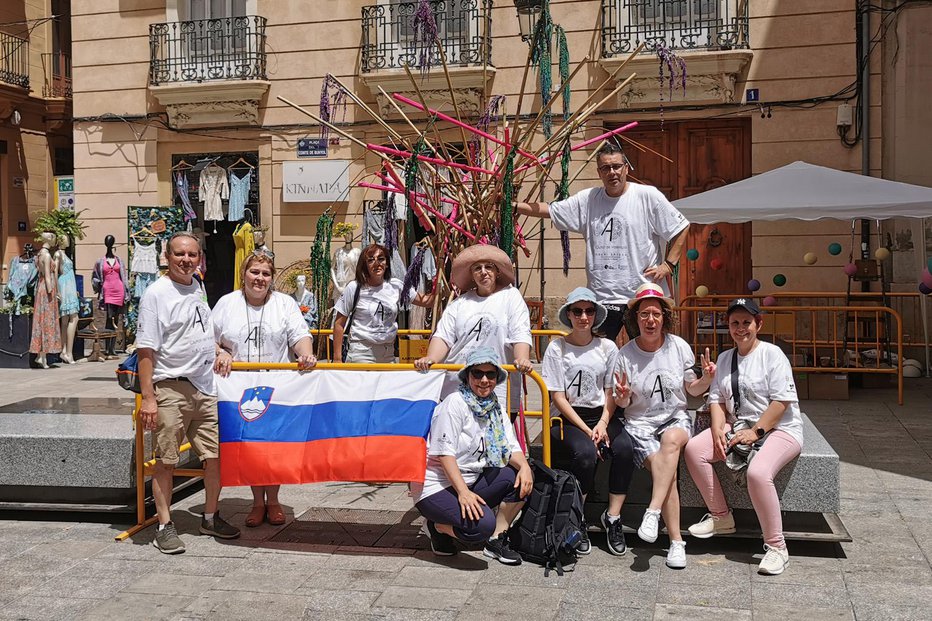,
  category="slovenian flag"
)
[217,370,444,487]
